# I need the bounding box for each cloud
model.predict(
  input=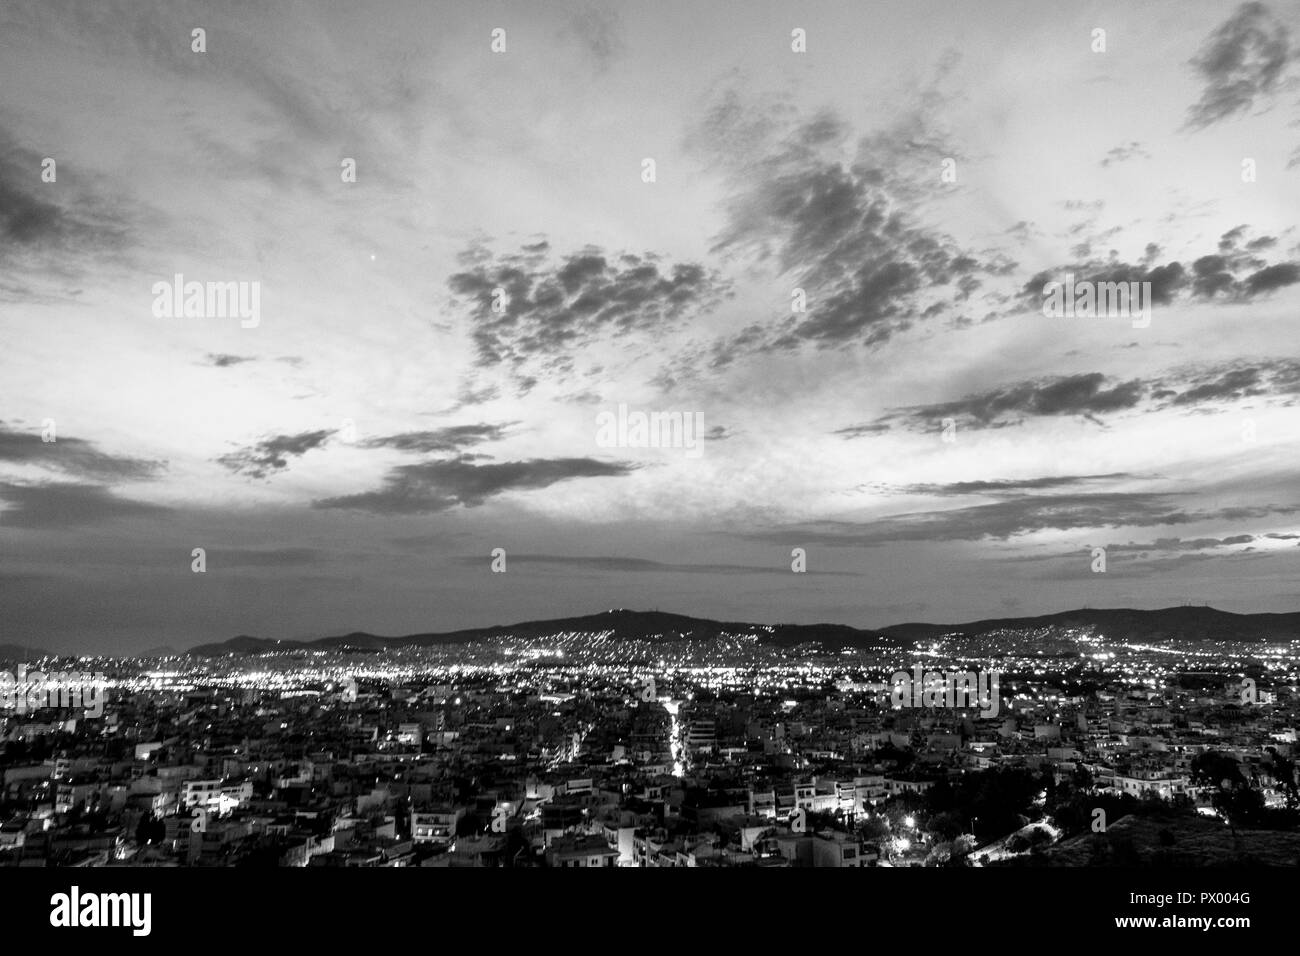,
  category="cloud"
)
[1100,141,1151,167]
[857,358,1300,434]
[0,481,167,529]
[314,457,637,514]
[895,474,1134,496]
[448,243,730,391]
[360,423,513,454]
[874,372,1146,432]
[0,127,131,277]
[741,497,1299,547]
[1244,262,1300,295]
[1099,535,1256,552]
[452,553,859,576]
[1184,2,1292,130]
[205,353,255,368]
[217,430,335,479]
[443,380,501,412]
[834,422,893,439]
[1155,359,1300,407]
[1054,534,1267,577]
[692,97,994,353]
[1020,226,1299,308]
[8,1,431,195]
[0,423,164,482]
